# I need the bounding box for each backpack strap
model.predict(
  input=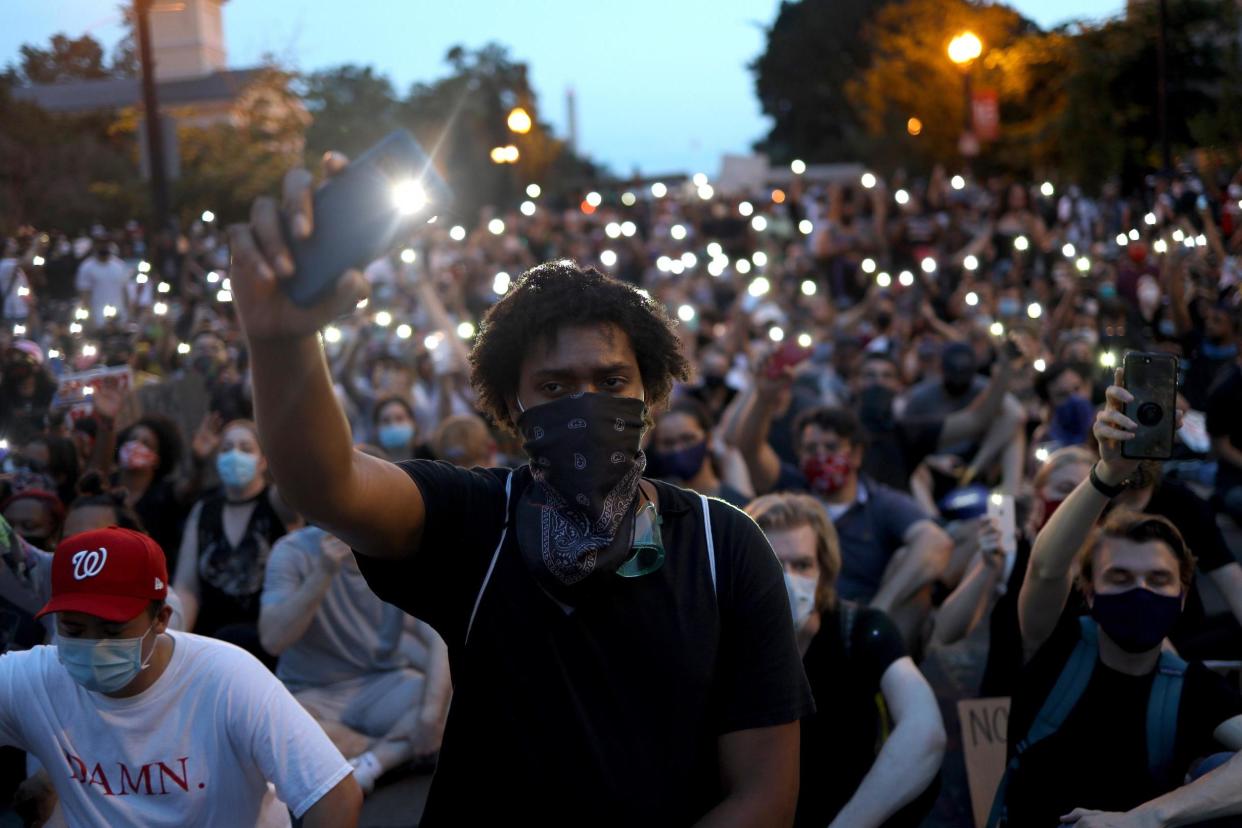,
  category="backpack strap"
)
[987,617,1099,827]
[839,600,859,660]
[1146,650,1187,787]
[465,470,514,647]
[698,494,717,598]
